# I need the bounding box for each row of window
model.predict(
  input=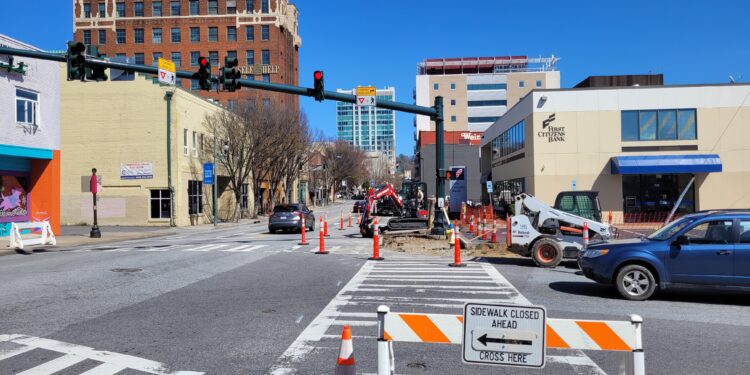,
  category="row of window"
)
[83,0,270,18]
[127,48,270,69]
[491,120,525,160]
[621,109,697,142]
[467,100,507,107]
[433,80,542,91]
[149,182,250,219]
[468,116,500,123]
[91,25,270,45]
